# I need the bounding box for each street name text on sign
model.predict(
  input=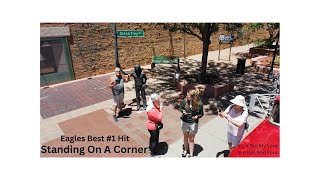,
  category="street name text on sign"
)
[219,35,233,44]
[117,30,144,37]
